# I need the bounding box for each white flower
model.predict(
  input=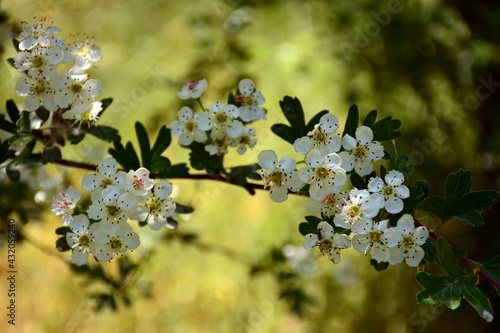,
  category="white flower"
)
[53,71,103,112]
[339,126,384,176]
[89,221,140,262]
[334,189,384,231]
[125,167,154,197]
[51,186,81,226]
[82,156,127,200]
[367,170,410,214]
[13,47,62,78]
[305,190,349,218]
[298,149,347,201]
[387,214,429,267]
[66,214,93,266]
[204,101,244,138]
[293,113,341,156]
[303,221,351,264]
[169,106,208,146]
[18,18,61,51]
[235,78,266,122]
[87,186,137,227]
[352,219,401,263]
[177,79,208,99]
[15,72,57,112]
[68,37,103,70]
[258,150,304,202]
[130,180,176,230]
[62,100,103,124]
[232,127,257,155]
[204,129,233,156]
